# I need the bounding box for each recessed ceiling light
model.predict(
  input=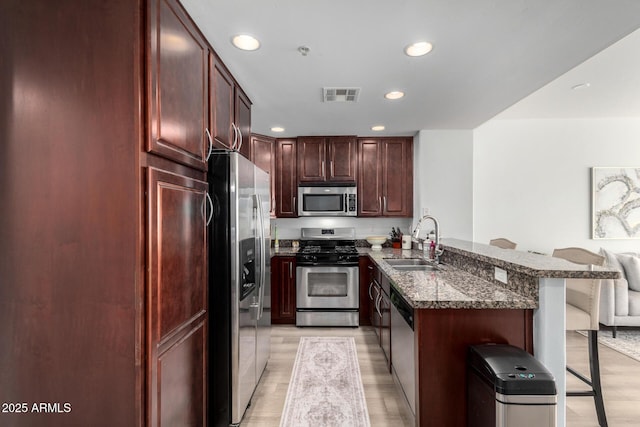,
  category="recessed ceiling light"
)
[271,127,285,132]
[571,83,591,90]
[371,125,385,131]
[404,41,433,57]
[385,91,405,100]
[232,34,260,51]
